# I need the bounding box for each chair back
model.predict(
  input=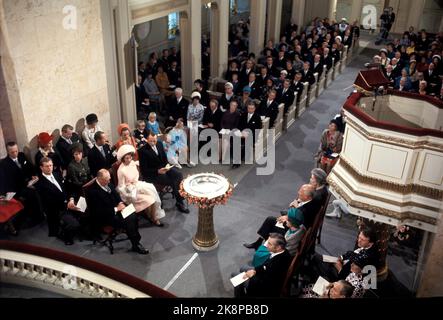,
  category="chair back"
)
[281,227,313,296]
[110,161,121,186]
